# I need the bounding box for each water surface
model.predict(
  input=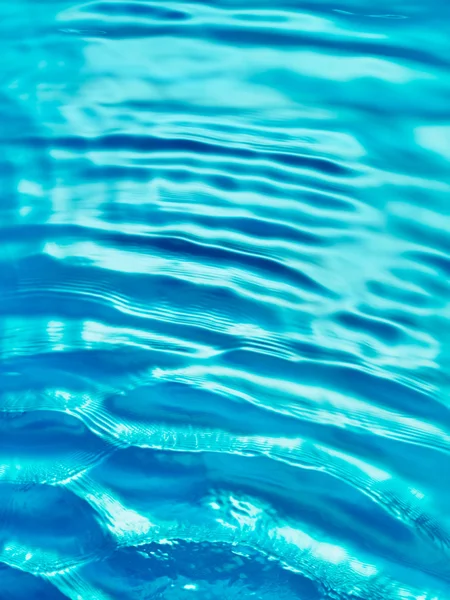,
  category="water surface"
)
[1,1,450,599]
